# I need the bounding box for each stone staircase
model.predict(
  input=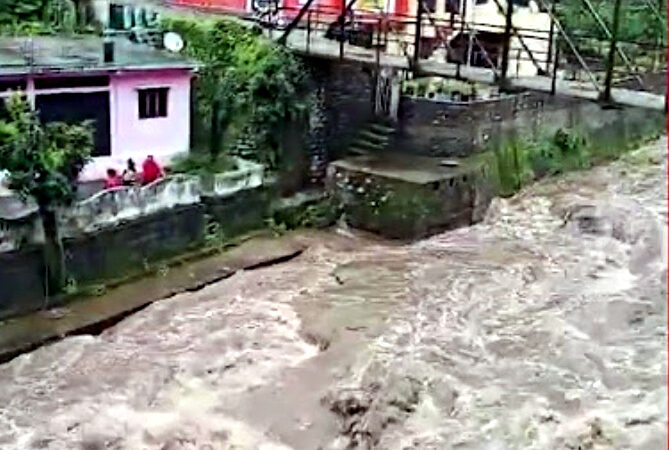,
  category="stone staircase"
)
[347,119,397,156]
[232,129,257,161]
